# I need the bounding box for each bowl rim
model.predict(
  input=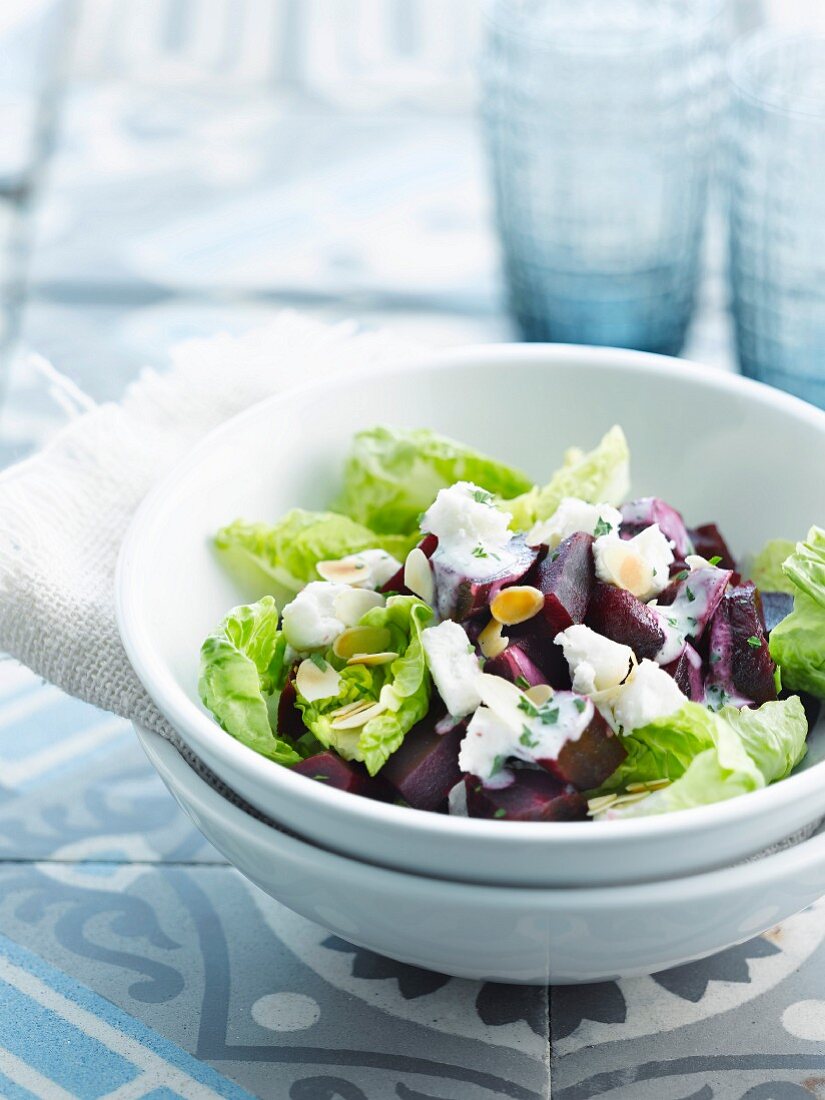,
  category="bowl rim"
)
[117,341,825,855]
[136,721,825,905]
